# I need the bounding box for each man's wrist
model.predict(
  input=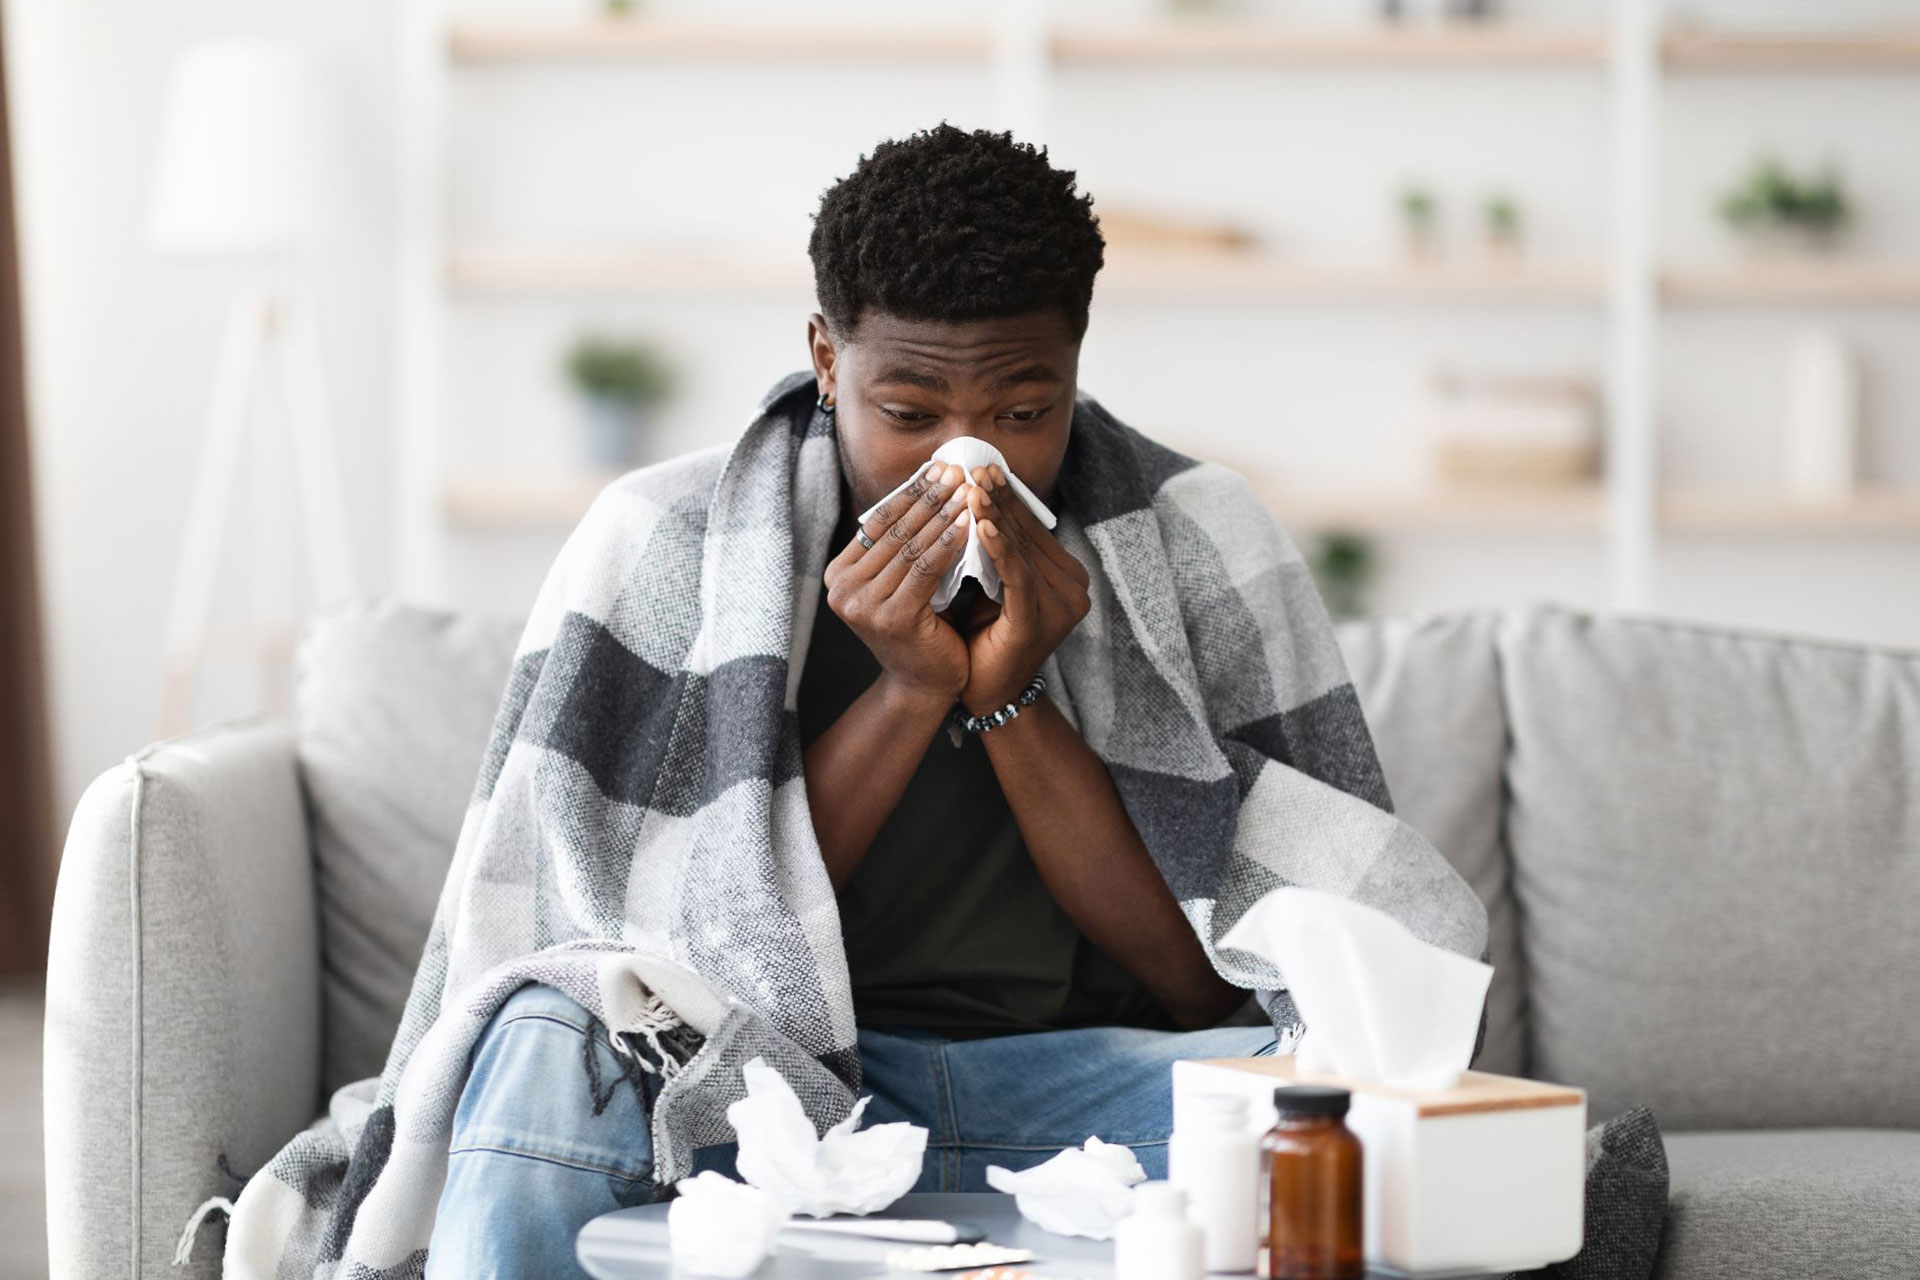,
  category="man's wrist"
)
[873,671,962,725]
